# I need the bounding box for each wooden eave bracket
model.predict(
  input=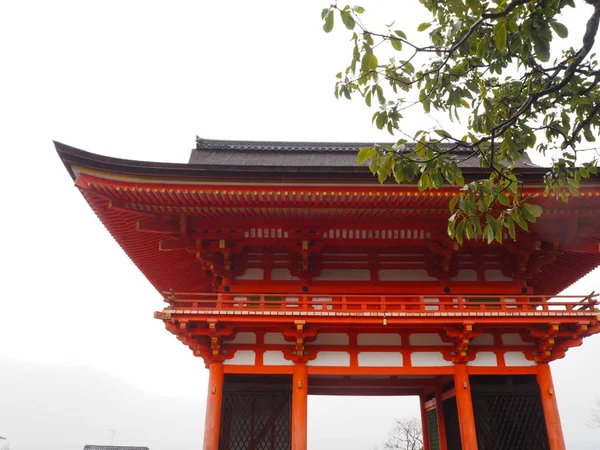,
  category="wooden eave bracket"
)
[281,321,318,363]
[442,322,480,364]
[529,319,600,363]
